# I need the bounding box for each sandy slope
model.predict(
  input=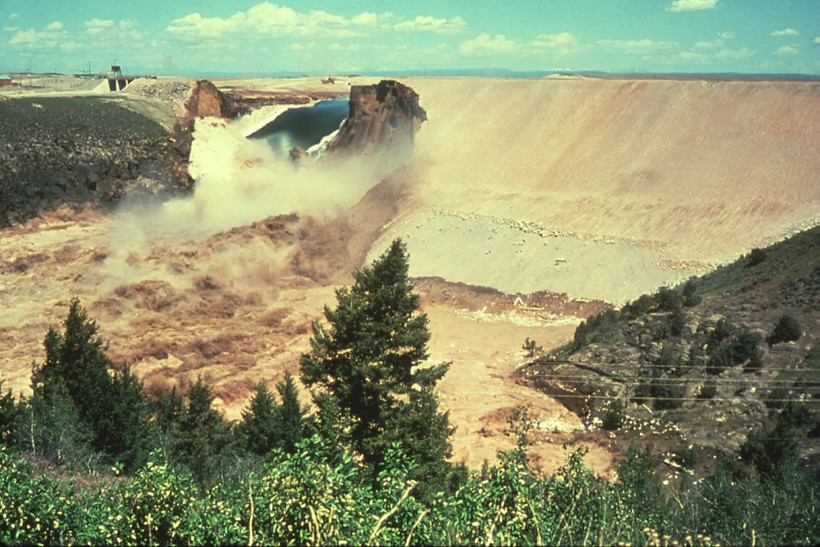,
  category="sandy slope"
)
[367,77,819,302]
